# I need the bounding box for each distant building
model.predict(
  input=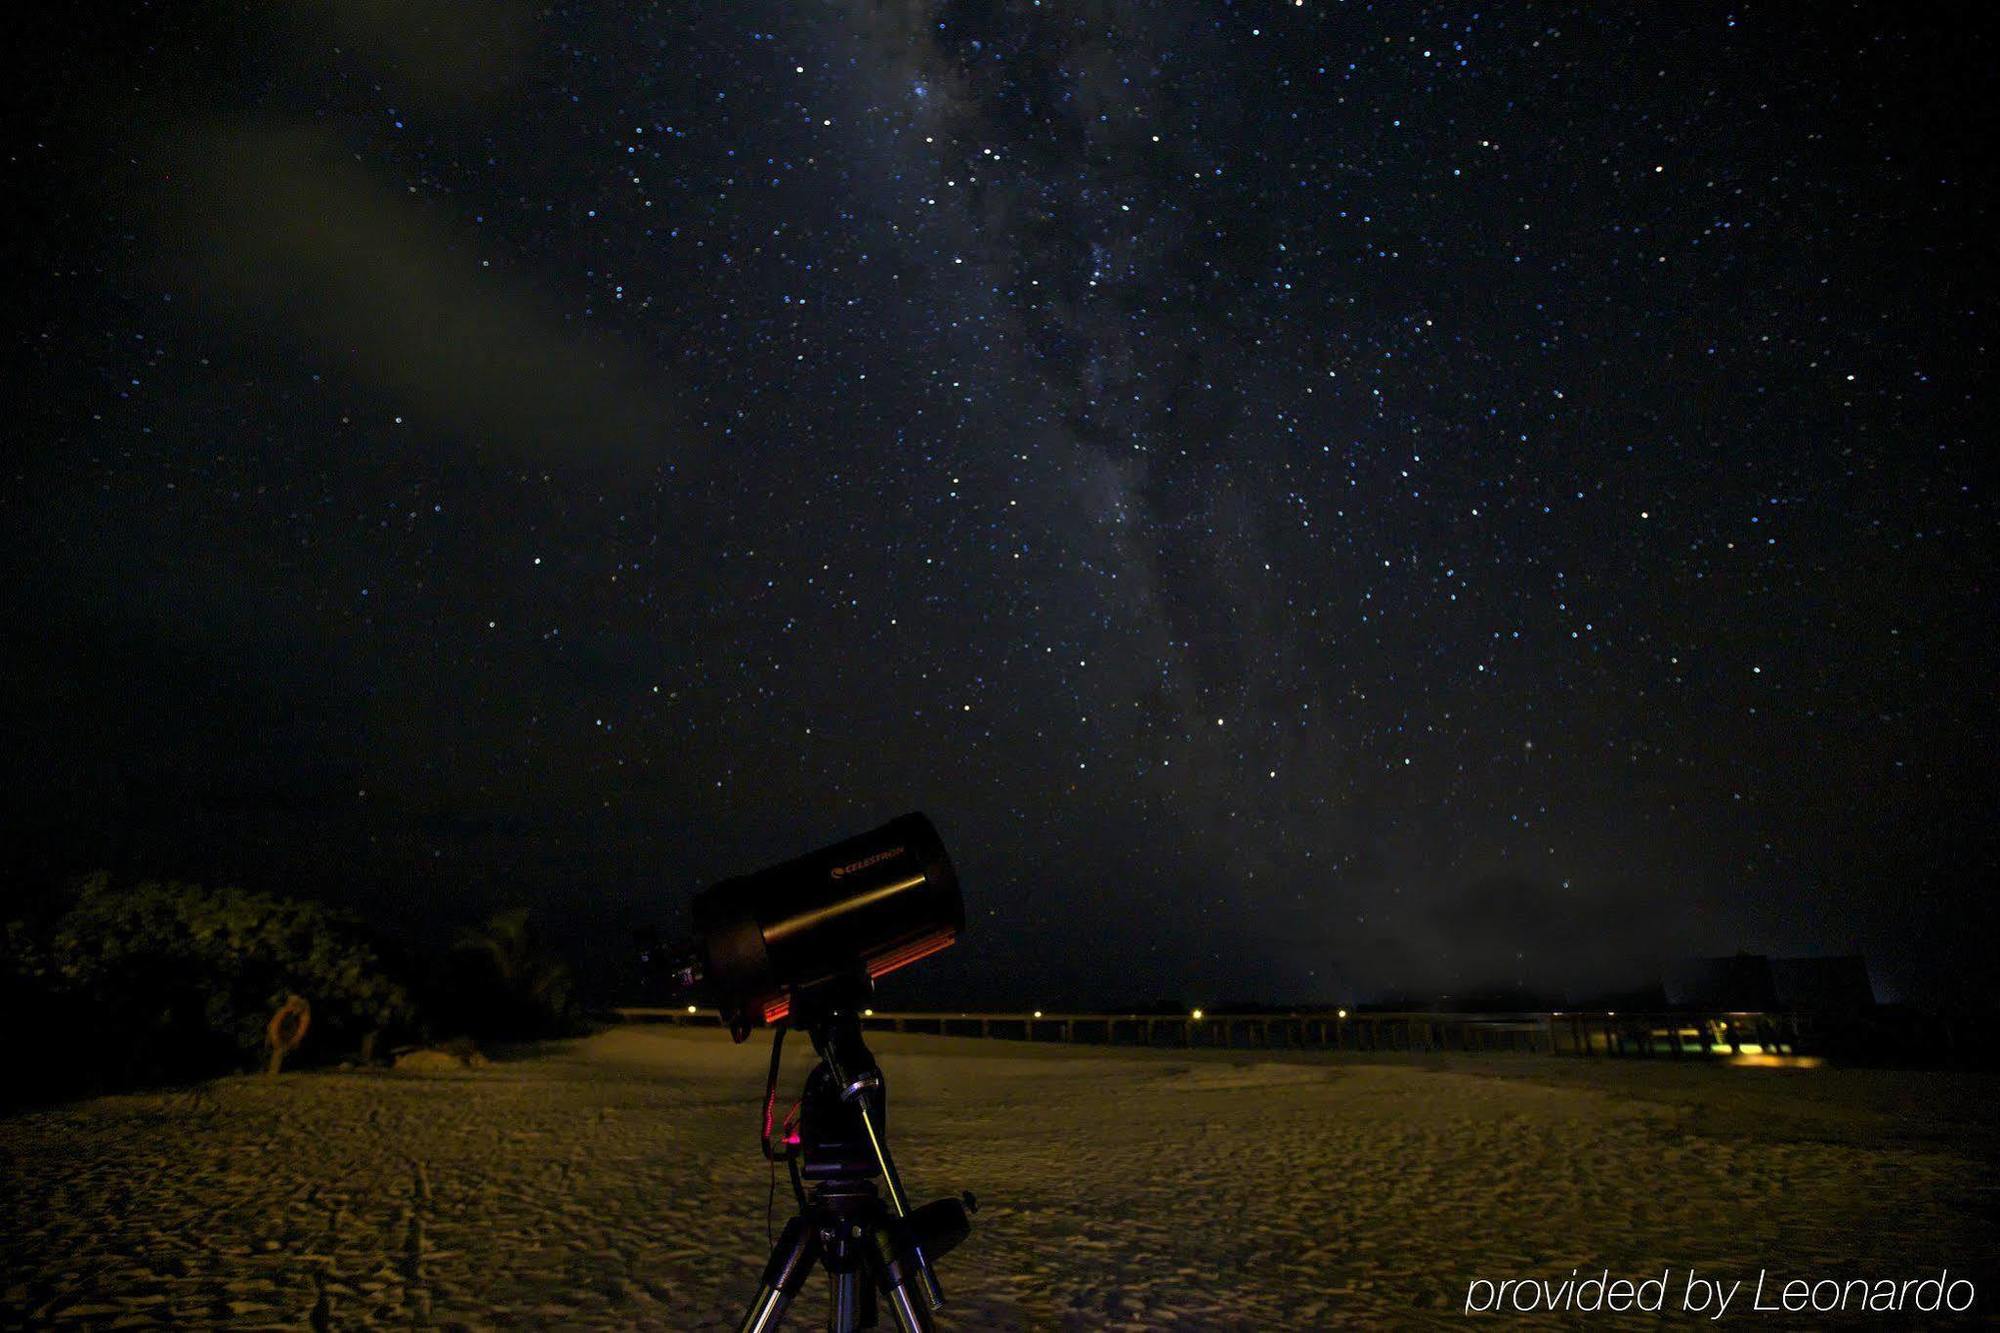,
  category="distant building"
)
[1769,956,1877,1014]
[1664,955,1778,1010]
[1664,954,1875,1013]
